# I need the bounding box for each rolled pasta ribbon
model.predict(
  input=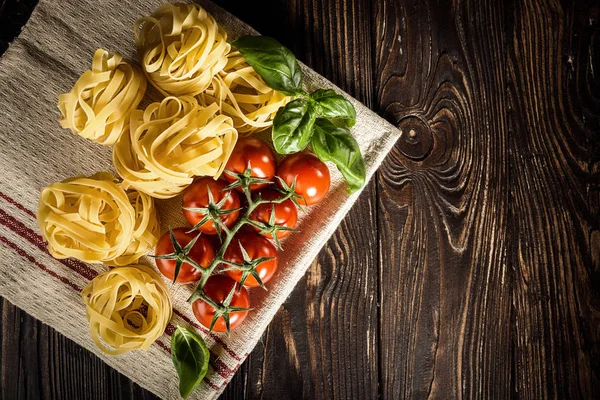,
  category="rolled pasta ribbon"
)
[134,3,229,96]
[37,172,159,265]
[38,172,135,263]
[113,95,238,199]
[199,51,290,134]
[82,265,172,355]
[58,49,147,145]
[107,189,160,267]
